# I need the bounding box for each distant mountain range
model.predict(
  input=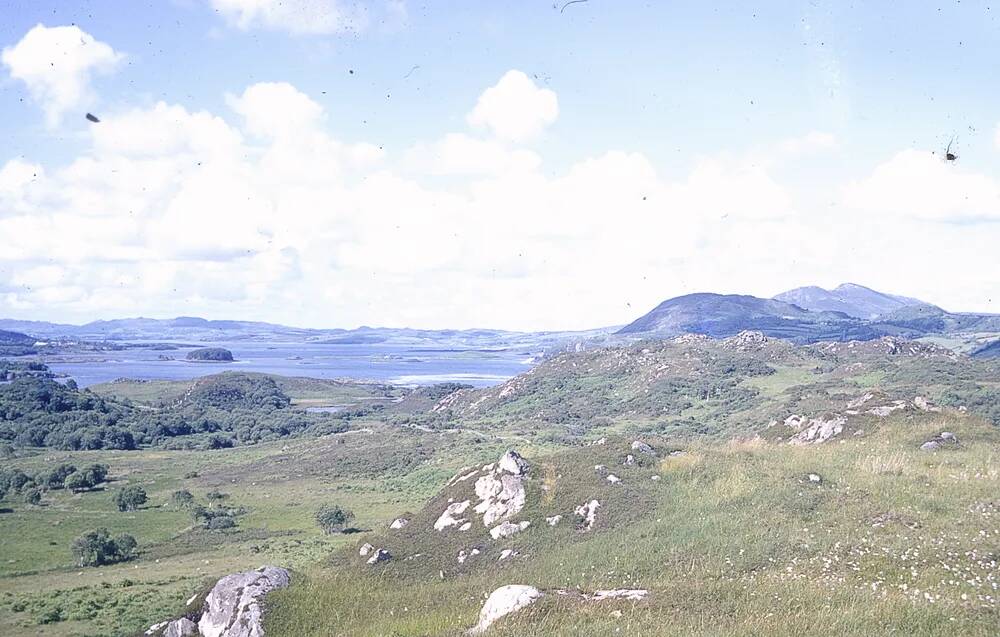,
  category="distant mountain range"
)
[773,283,928,319]
[1,284,997,358]
[617,284,1000,356]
